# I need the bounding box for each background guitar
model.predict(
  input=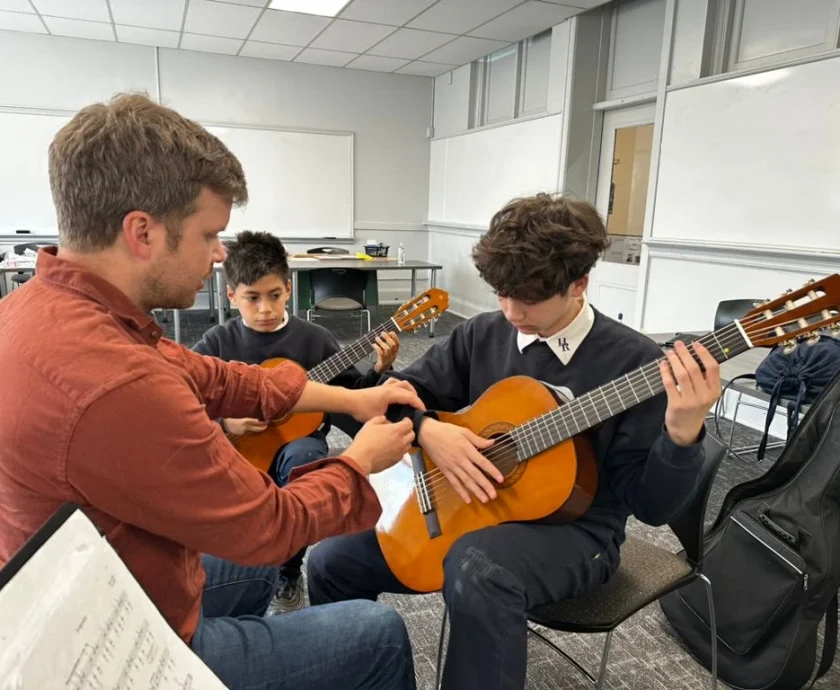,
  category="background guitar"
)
[232,287,450,473]
[375,277,840,593]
